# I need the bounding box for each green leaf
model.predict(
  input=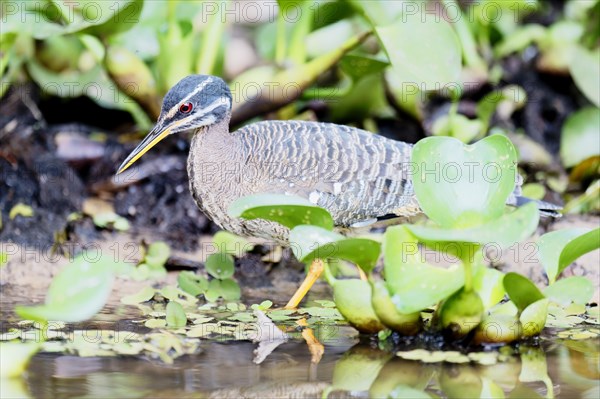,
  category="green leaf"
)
[9,203,33,219]
[82,0,143,37]
[569,46,600,107]
[204,278,241,302]
[560,107,600,168]
[205,253,235,279]
[438,288,484,337]
[407,202,539,249]
[474,268,506,310]
[1,0,140,39]
[411,135,518,228]
[432,113,483,143]
[520,299,549,338]
[559,227,600,275]
[290,226,381,273]
[213,231,254,257]
[503,272,545,312]
[384,226,464,314]
[15,255,116,322]
[521,183,546,200]
[376,13,462,91]
[333,280,385,333]
[26,60,150,127]
[339,54,389,81]
[229,194,334,230]
[145,241,171,268]
[220,278,242,301]
[177,271,209,297]
[0,252,7,266]
[537,228,599,283]
[0,342,42,378]
[166,301,187,328]
[156,21,197,92]
[120,286,156,305]
[370,280,421,335]
[349,0,404,26]
[543,277,594,306]
[476,85,527,134]
[474,313,521,344]
[495,24,546,57]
